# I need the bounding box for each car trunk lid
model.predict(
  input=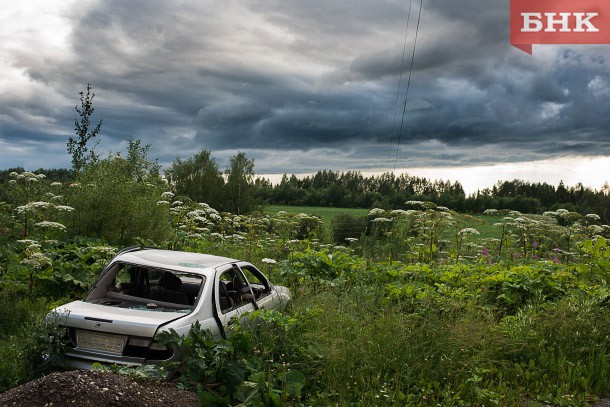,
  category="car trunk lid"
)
[51,300,190,338]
